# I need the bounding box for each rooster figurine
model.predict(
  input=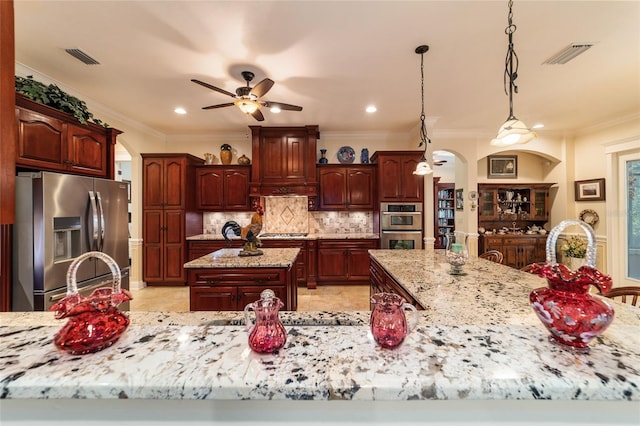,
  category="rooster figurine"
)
[221,203,264,256]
